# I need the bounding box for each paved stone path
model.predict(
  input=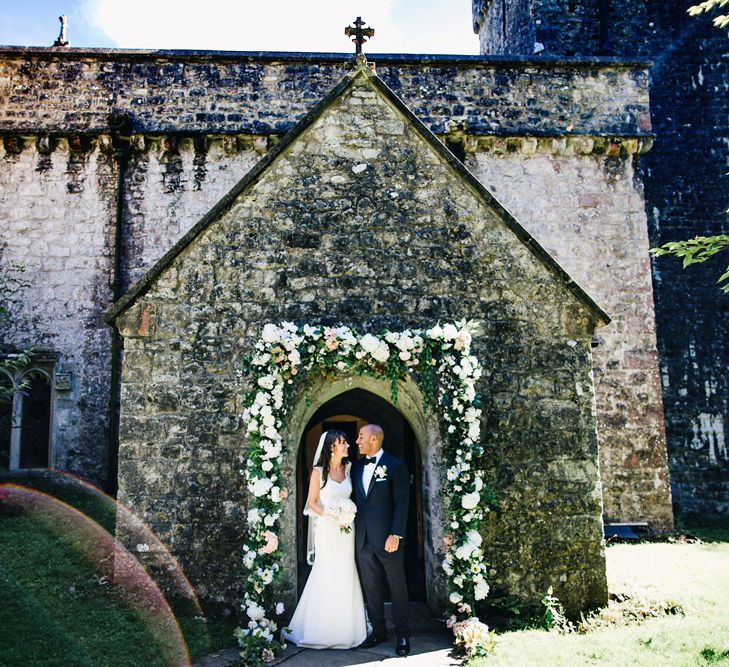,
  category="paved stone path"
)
[193,633,459,667]
[193,604,459,666]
